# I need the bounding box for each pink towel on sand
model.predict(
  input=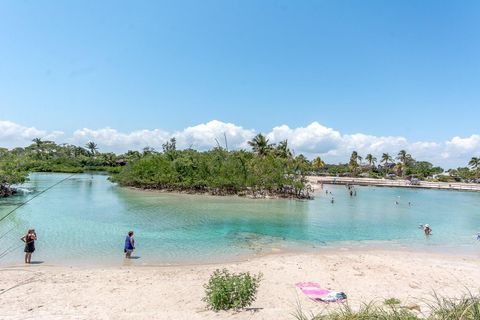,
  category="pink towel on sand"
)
[296,282,346,302]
